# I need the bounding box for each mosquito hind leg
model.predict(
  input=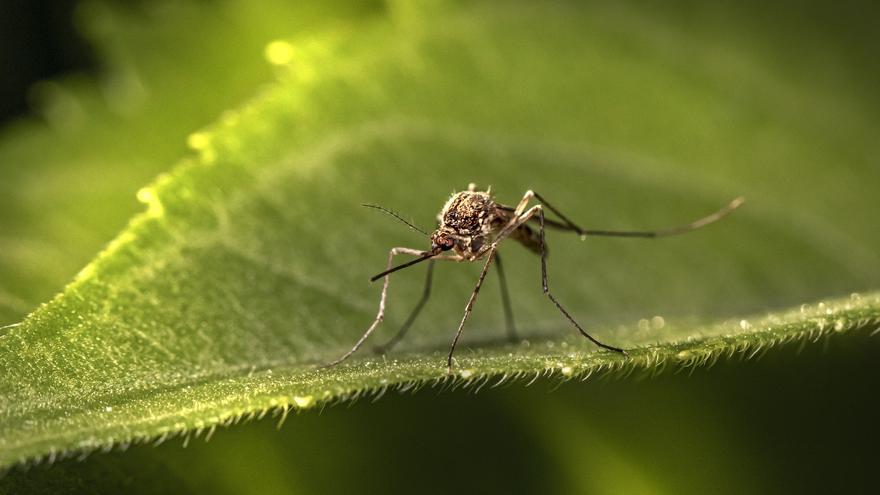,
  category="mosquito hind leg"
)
[530,192,744,239]
[499,204,626,355]
[533,205,627,354]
